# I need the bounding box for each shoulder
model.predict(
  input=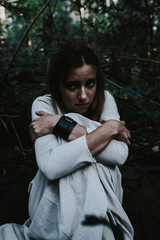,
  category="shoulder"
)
[104,90,115,101]
[100,90,120,121]
[31,94,64,119]
[33,94,52,106]
[104,90,117,107]
[31,94,58,120]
